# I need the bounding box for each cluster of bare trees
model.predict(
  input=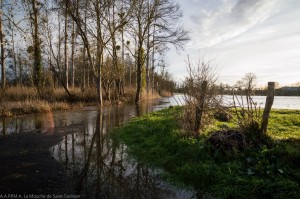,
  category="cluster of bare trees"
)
[0,0,189,104]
